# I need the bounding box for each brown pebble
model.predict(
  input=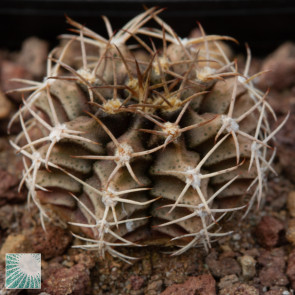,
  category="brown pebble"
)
[254,216,284,248]
[259,266,289,287]
[28,225,72,260]
[146,276,163,295]
[257,248,288,287]
[42,263,90,295]
[219,283,259,295]
[287,191,295,217]
[218,274,239,289]
[161,274,216,295]
[129,275,145,291]
[206,251,241,278]
[286,249,295,289]
[258,248,286,270]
